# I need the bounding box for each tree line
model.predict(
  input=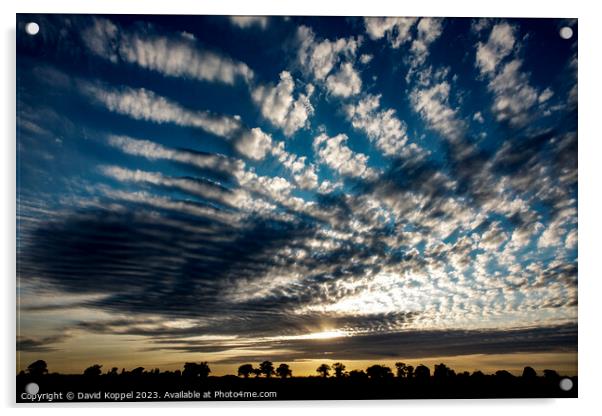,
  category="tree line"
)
[20,359,565,382]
